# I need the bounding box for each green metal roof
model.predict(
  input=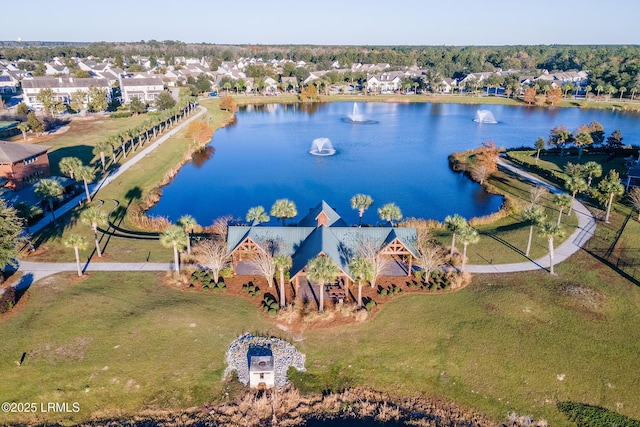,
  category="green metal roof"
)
[227,202,417,281]
[298,200,347,227]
